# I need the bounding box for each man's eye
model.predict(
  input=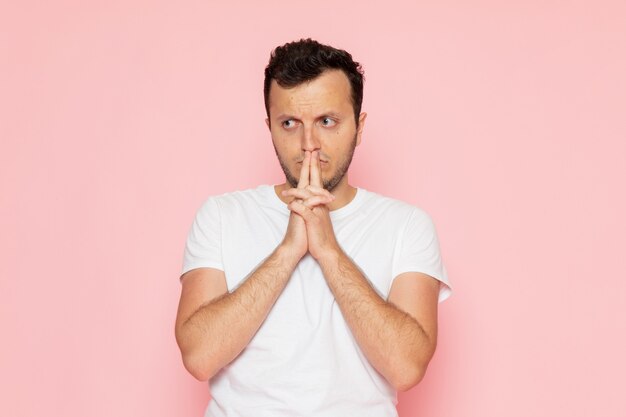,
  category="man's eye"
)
[282,120,296,128]
[321,117,336,127]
